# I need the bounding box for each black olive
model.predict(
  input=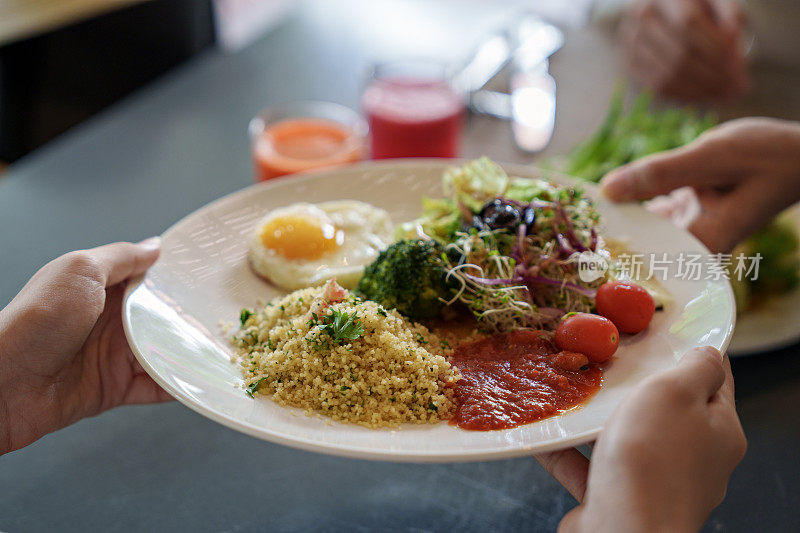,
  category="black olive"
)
[478,199,521,230]
[523,206,536,231]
